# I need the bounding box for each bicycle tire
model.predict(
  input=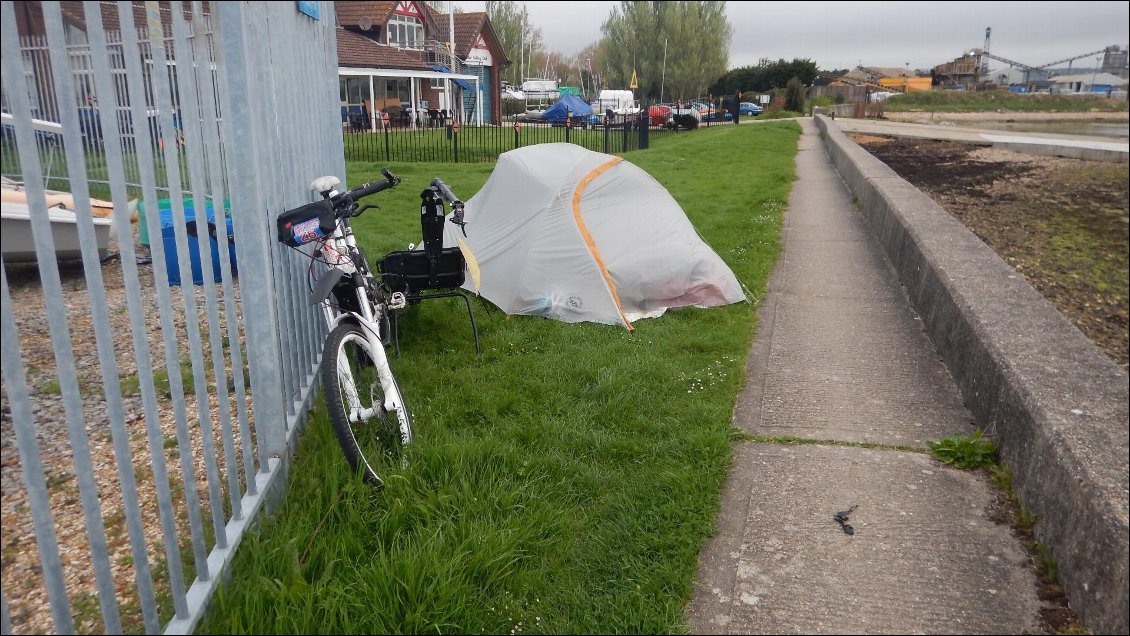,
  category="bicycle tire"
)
[322,322,412,488]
